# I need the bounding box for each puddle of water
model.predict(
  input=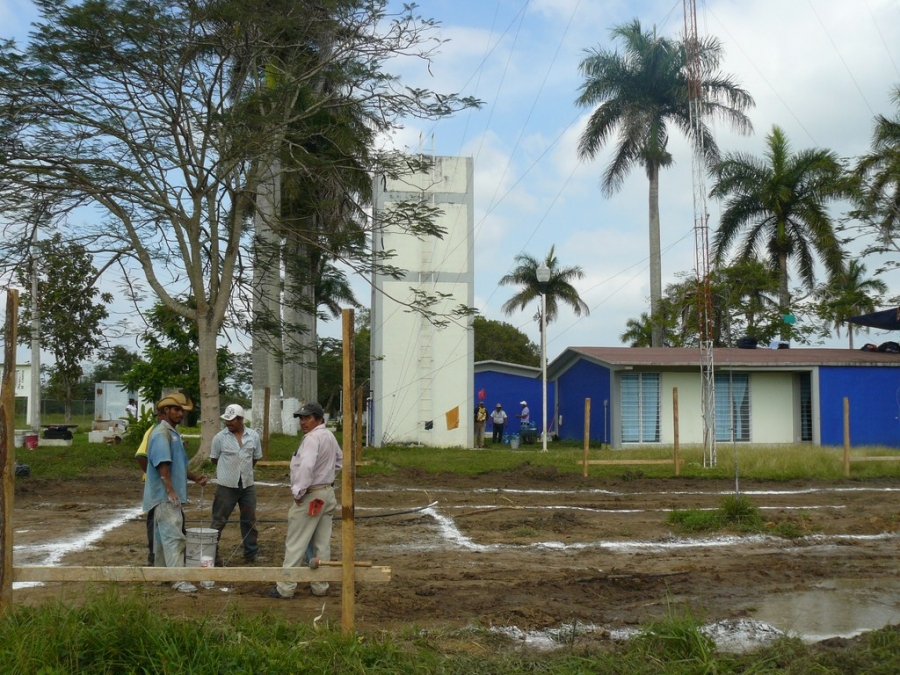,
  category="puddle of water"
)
[751,578,900,642]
